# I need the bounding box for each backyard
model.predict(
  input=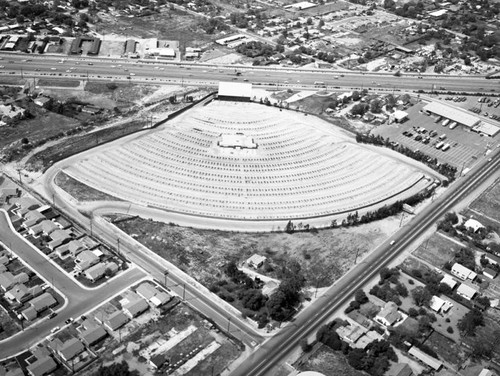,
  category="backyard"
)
[469,178,500,223]
[412,232,462,268]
